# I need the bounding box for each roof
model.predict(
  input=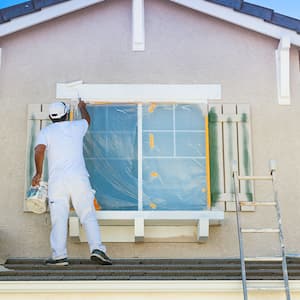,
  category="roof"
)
[1,258,300,280]
[0,0,300,34]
